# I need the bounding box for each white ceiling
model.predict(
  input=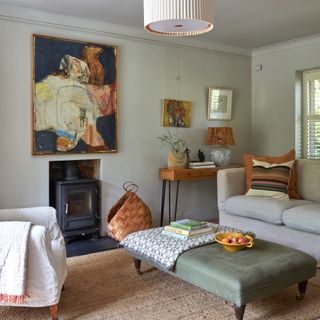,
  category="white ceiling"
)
[1,0,320,49]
